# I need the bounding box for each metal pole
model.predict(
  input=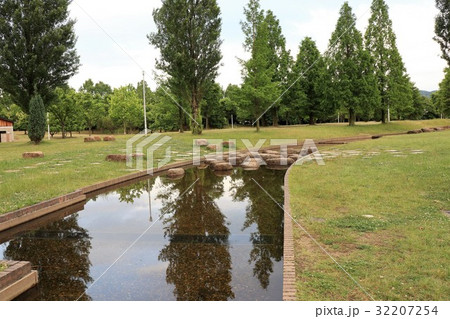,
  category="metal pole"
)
[143,71,148,135]
[47,113,50,140]
[388,106,391,123]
